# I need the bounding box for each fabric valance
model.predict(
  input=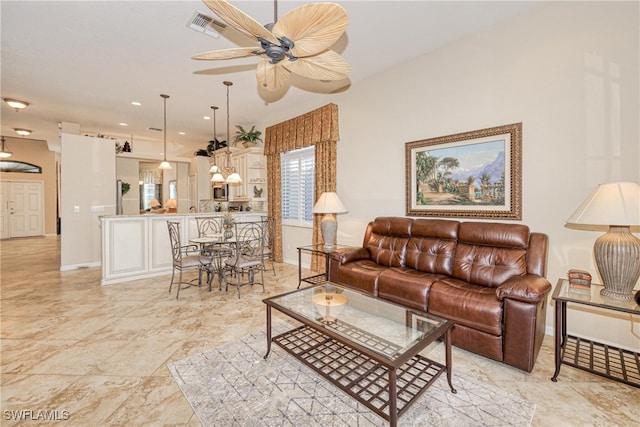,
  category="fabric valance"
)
[264,103,339,155]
